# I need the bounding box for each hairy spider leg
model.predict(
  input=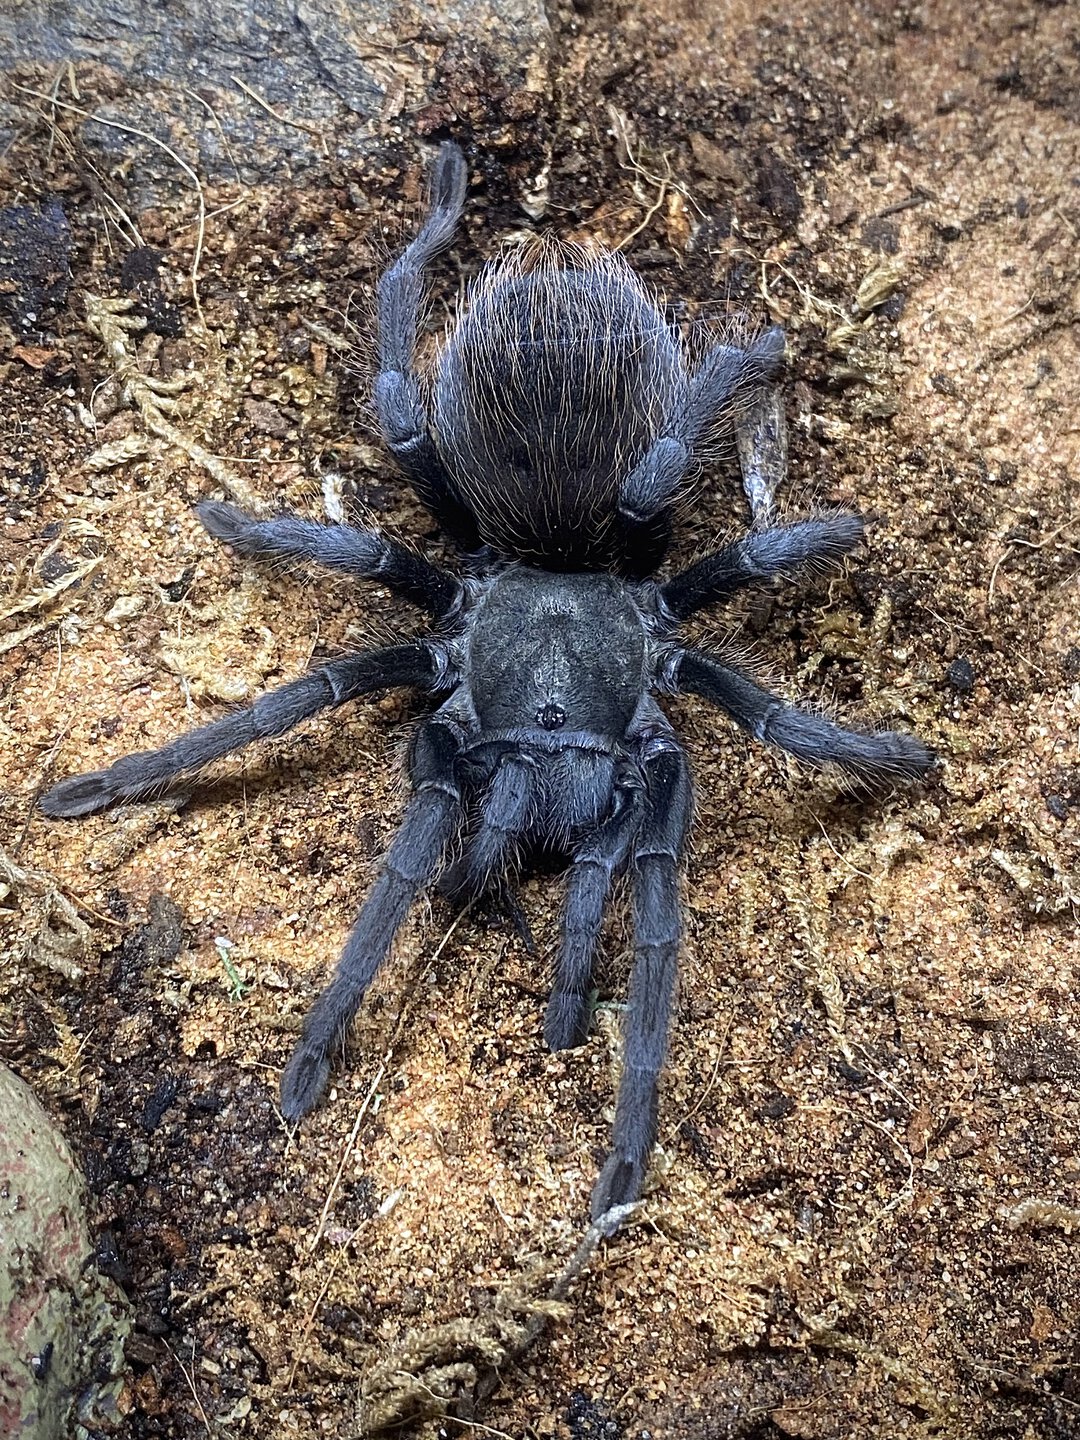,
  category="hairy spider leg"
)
[673,648,935,781]
[279,716,465,1121]
[462,752,536,889]
[373,141,481,550]
[658,513,866,624]
[197,502,462,619]
[544,762,646,1052]
[735,384,789,526]
[615,325,787,576]
[591,740,693,1228]
[38,644,443,818]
